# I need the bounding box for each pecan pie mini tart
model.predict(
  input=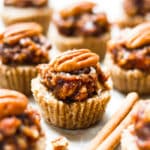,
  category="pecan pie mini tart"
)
[2,0,52,35]
[31,49,111,129]
[117,0,150,27]
[105,22,150,94]
[0,89,45,150]
[121,100,150,150]
[0,22,51,95]
[50,1,110,59]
